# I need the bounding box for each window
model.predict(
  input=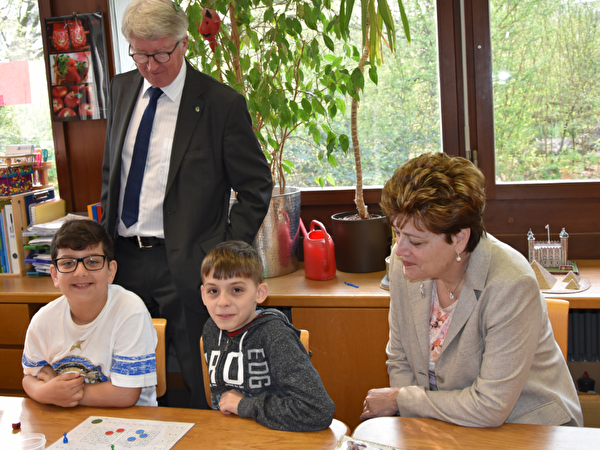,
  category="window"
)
[0,0,58,191]
[490,0,600,183]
